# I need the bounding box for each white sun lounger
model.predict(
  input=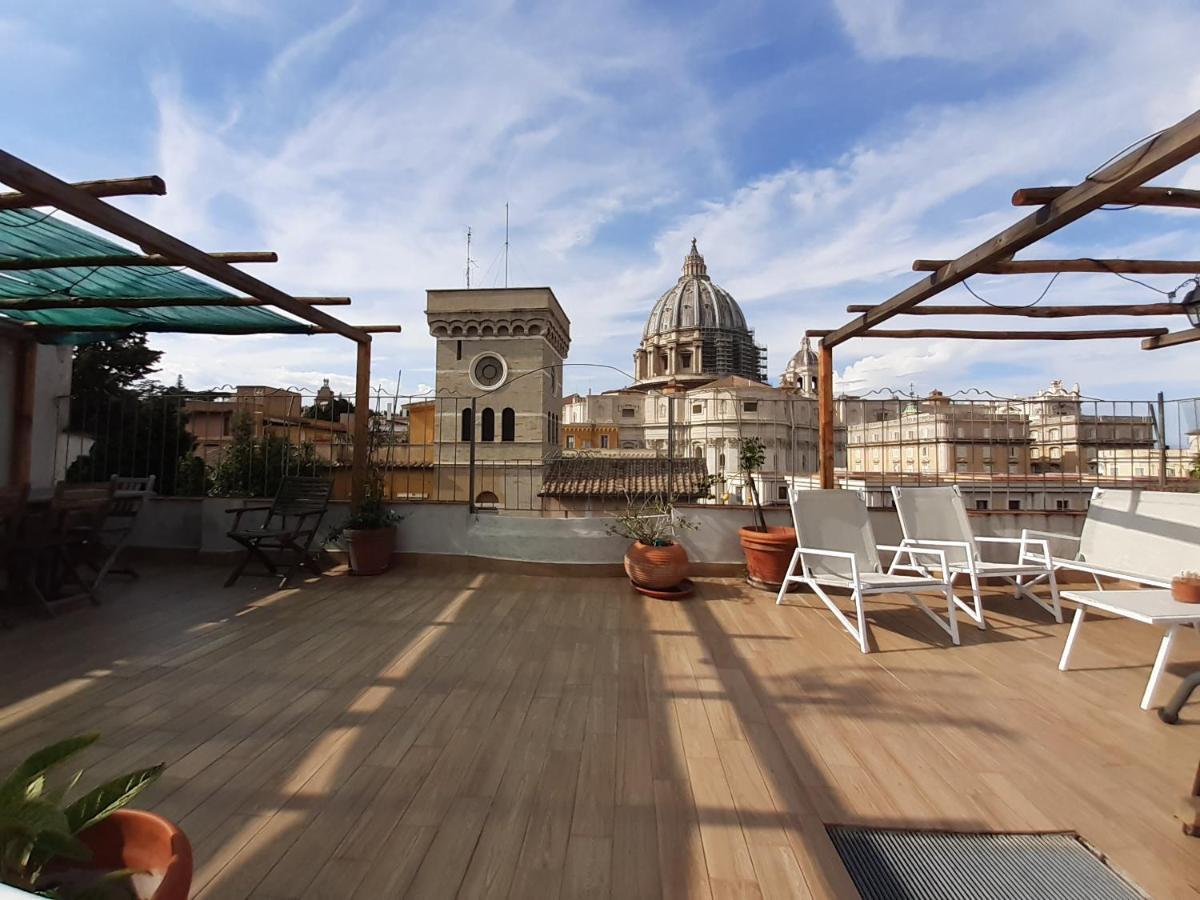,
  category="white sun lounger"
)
[890,485,1062,629]
[776,489,959,654]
